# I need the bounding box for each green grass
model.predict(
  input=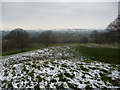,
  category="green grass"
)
[49,43,76,47]
[79,43,119,49]
[2,43,75,56]
[2,43,120,65]
[2,43,45,56]
[75,44,120,64]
